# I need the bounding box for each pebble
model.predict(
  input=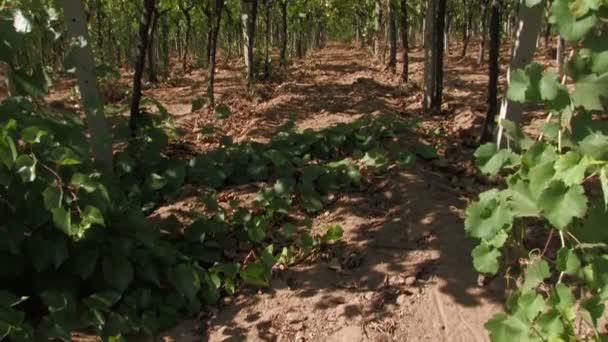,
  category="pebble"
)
[396,294,409,306]
[405,276,417,286]
[329,326,364,342]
